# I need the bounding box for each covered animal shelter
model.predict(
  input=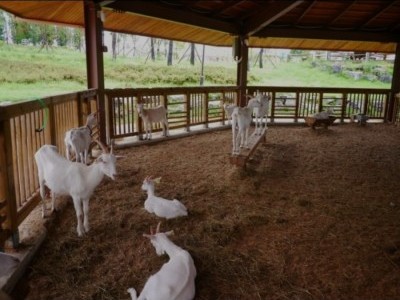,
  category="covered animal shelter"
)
[0,1,400,299]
